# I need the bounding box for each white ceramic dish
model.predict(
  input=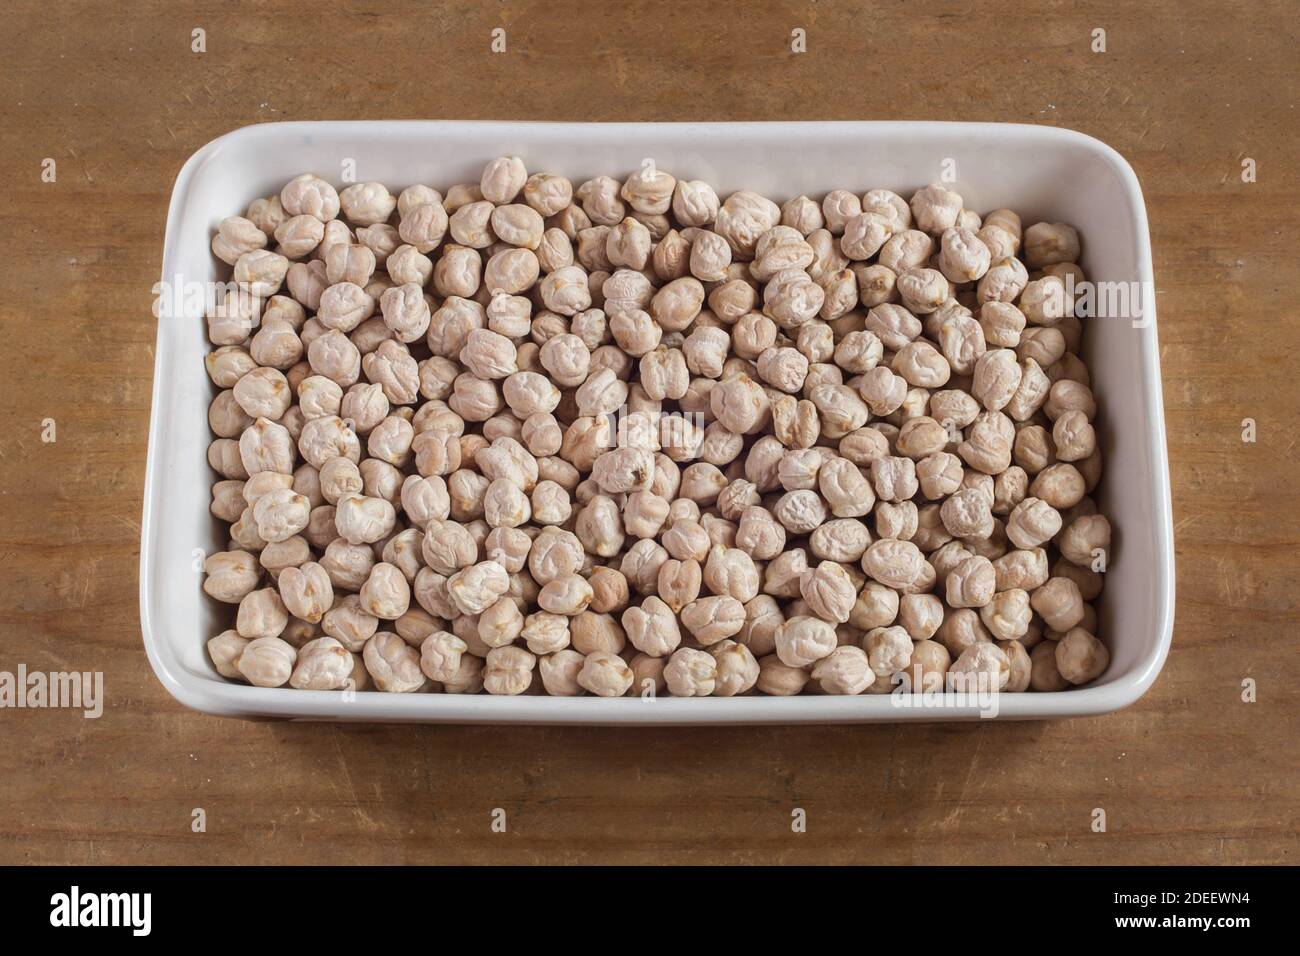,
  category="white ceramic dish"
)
[141,121,1174,724]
